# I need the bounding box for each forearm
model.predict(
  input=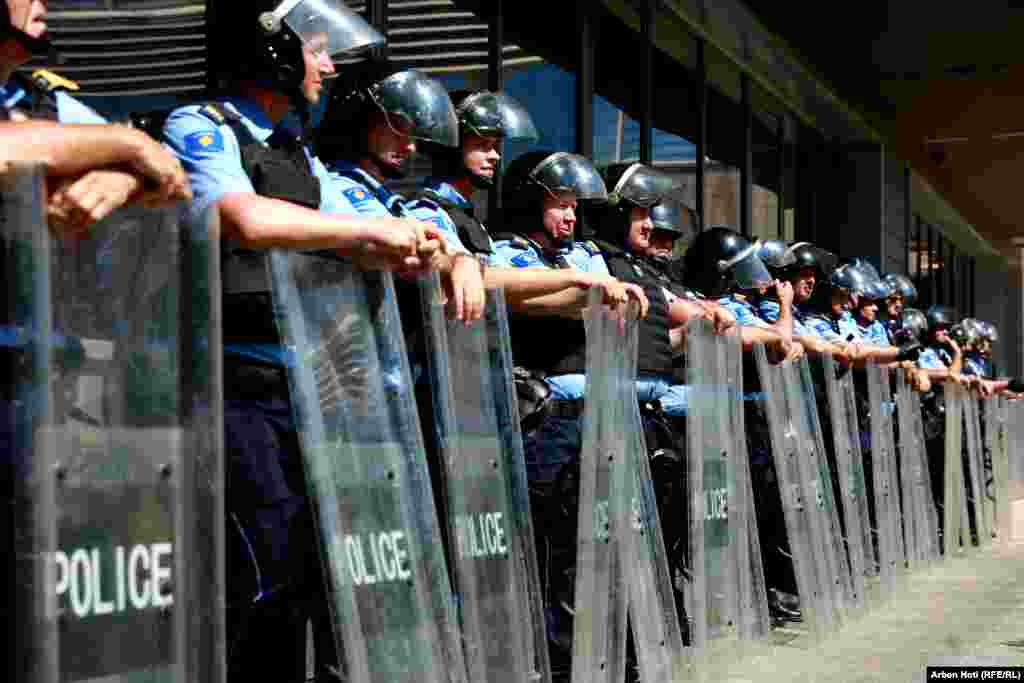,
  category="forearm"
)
[488,267,589,305]
[508,288,585,318]
[2,122,145,176]
[795,334,843,356]
[729,324,783,352]
[218,192,384,251]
